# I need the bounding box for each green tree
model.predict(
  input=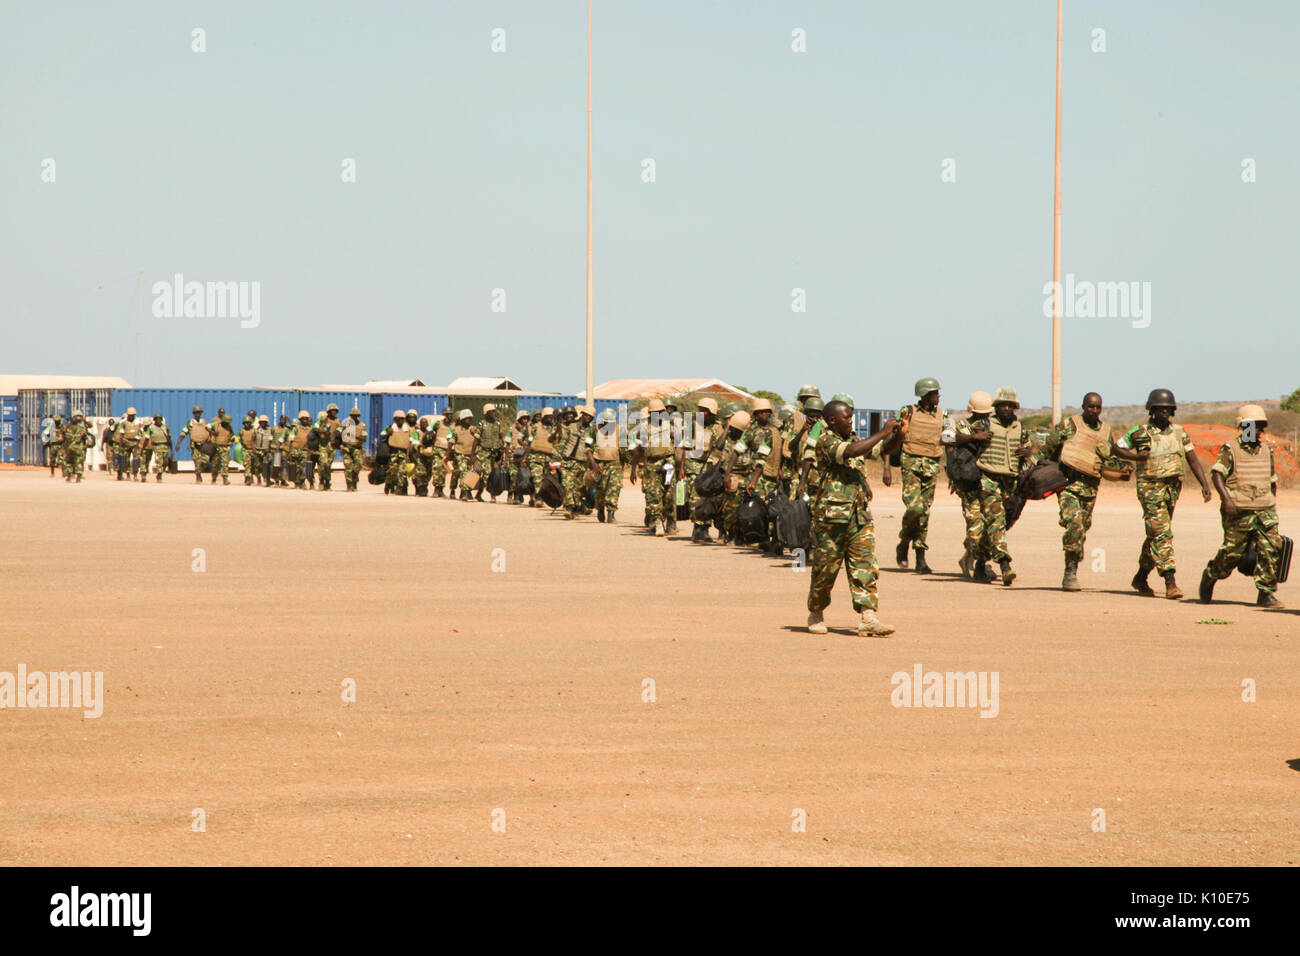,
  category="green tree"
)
[1281,387,1300,413]
[738,387,784,406]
